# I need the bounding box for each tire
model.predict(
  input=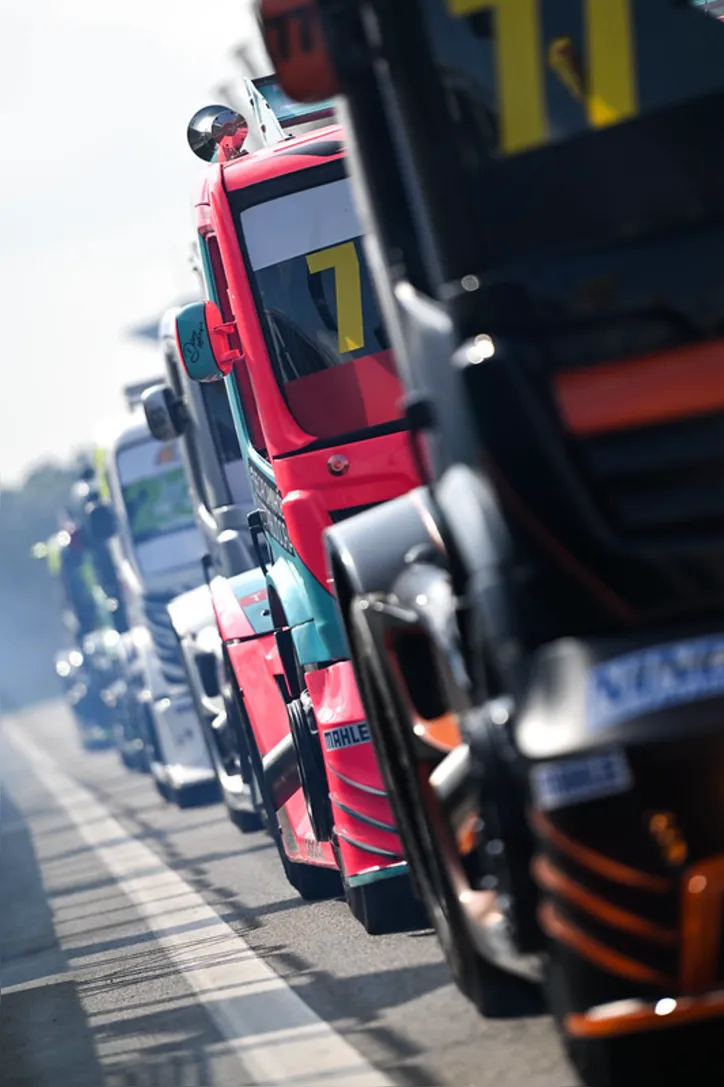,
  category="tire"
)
[281,848,342,901]
[546,952,724,1086]
[343,871,429,935]
[154,778,173,803]
[173,779,221,810]
[202,711,263,832]
[228,806,263,833]
[219,654,266,832]
[119,744,146,772]
[353,639,539,1015]
[286,691,333,843]
[120,747,135,771]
